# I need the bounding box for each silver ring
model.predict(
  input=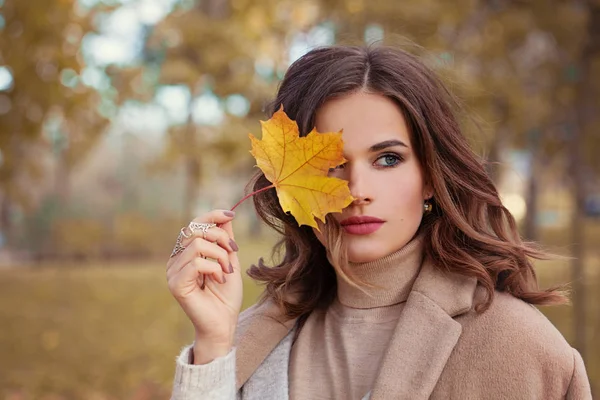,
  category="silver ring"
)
[188,222,217,239]
[170,226,194,258]
[180,227,192,239]
[171,222,216,258]
[170,236,186,258]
